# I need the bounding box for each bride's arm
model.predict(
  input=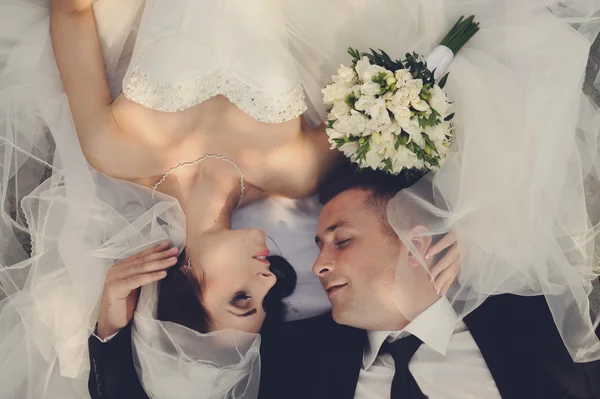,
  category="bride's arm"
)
[49,0,119,151]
